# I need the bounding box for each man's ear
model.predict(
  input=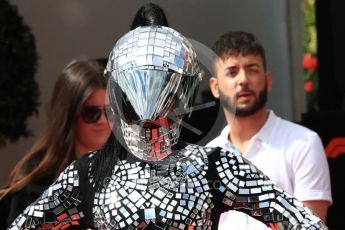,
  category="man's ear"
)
[266,72,273,92]
[209,77,220,98]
